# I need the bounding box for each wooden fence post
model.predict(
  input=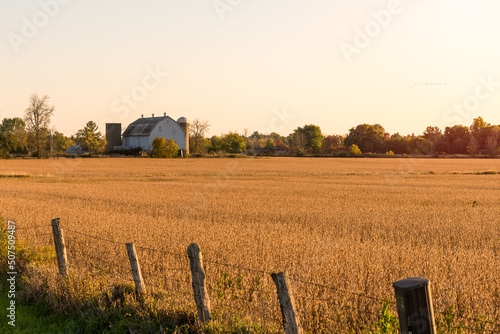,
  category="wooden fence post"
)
[187,243,211,323]
[393,277,437,334]
[271,271,303,334]
[51,218,68,276]
[126,243,146,294]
